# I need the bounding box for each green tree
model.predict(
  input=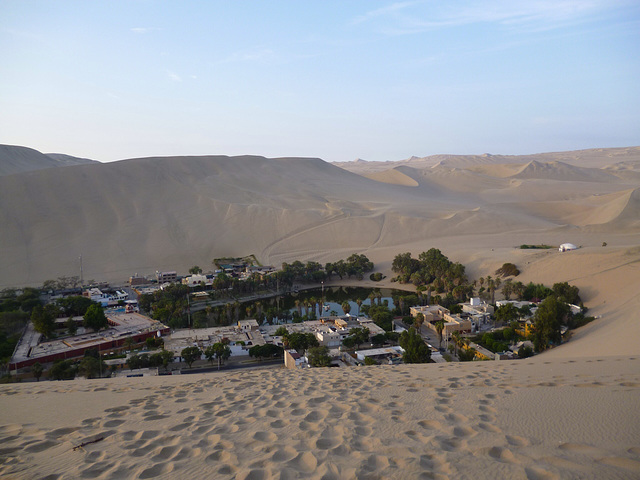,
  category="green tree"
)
[189,265,203,274]
[552,282,581,305]
[364,357,377,365]
[149,350,173,370]
[84,304,108,331]
[458,347,476,362]
[66,316,77,336]
[56,296,96,316]
[533,296,570,352]
[399,328,431,363]
[341,301,351,315]
[212,342,231,365]
[78,356,104,379]
[31,305,56,338]
[48,360,76,380]
[307,346,331,367]
[434,321,445,350]
[274,326,289,337]
[204,345,217,364]
[287,332,319,355]
[494,303,519,326]
[344,327,370,349]
[181,346,202,368]
[31,362,43,381]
